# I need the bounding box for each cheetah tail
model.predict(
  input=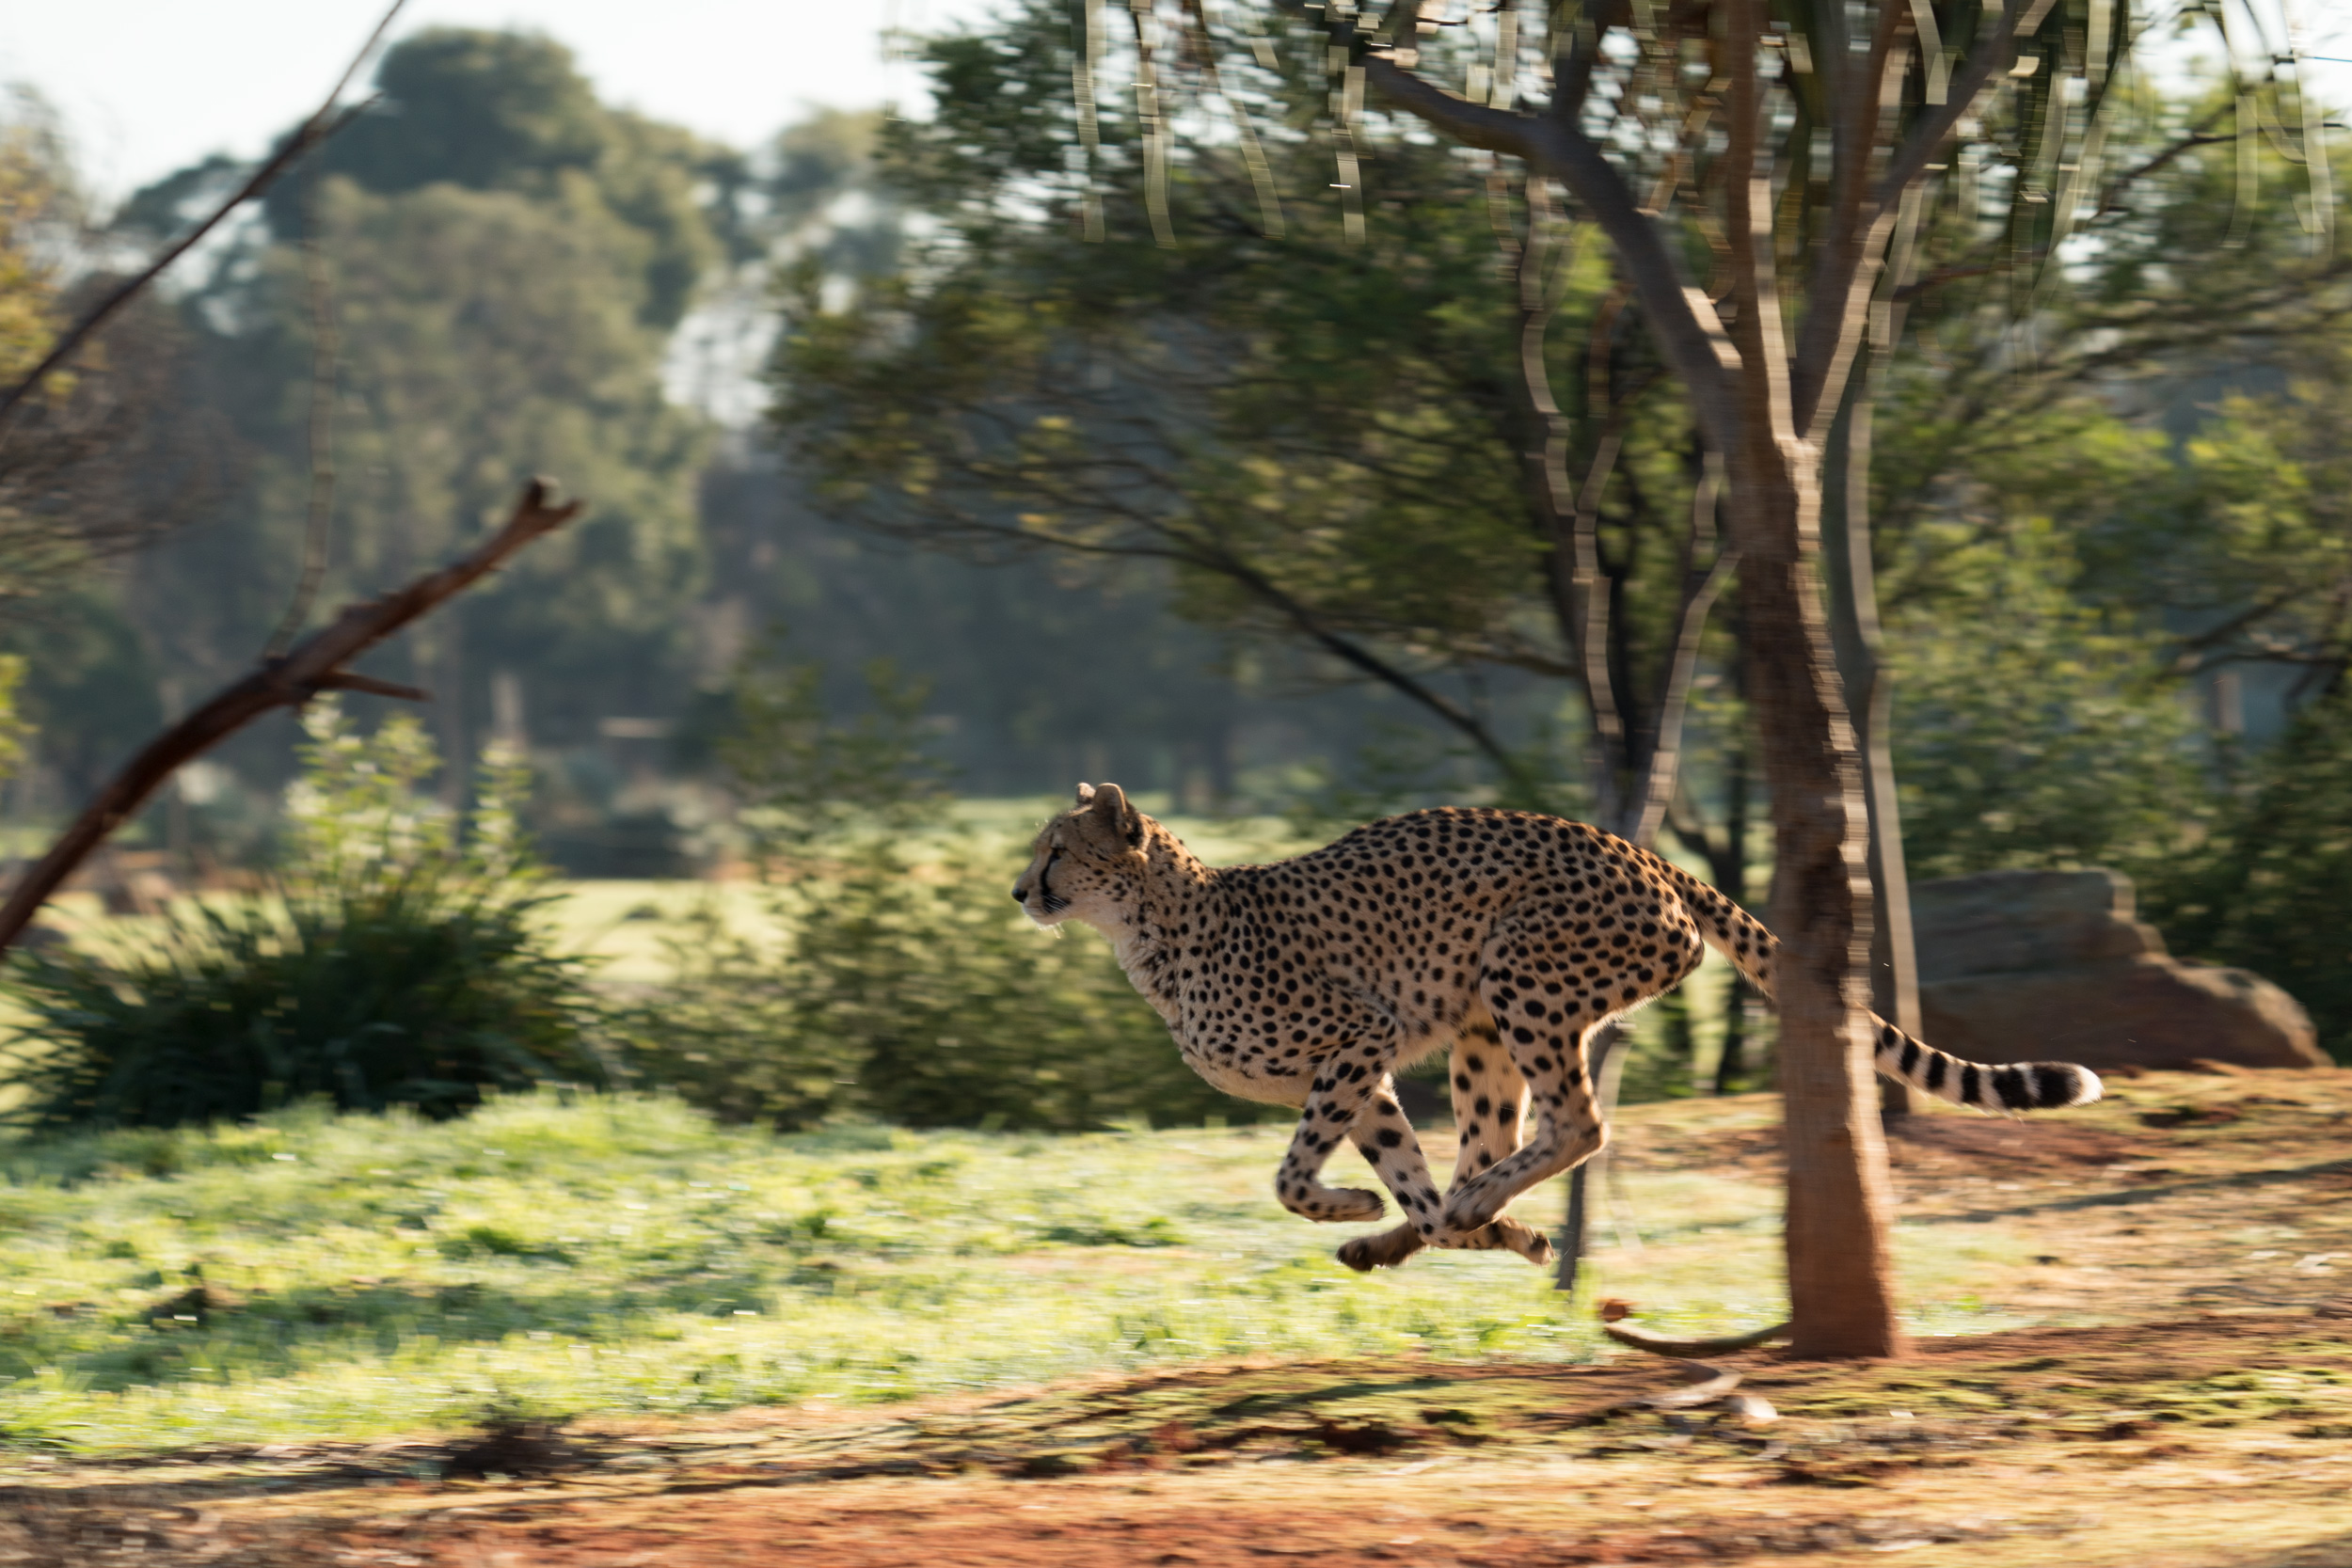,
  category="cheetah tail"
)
[1868,1013,2103,1113]
[1654,855,2102,1114]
